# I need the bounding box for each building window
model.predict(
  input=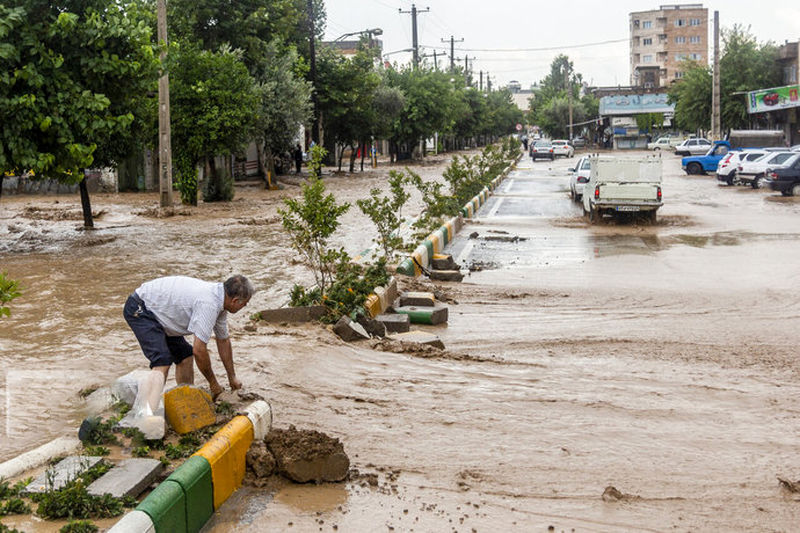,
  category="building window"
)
[643,38,652,46]
[675,53,687,61]
[633,19,640,28]
[675,36,686,44]
[674,19,685,27]
[689,53,702,60]
[643,20,652,29]
[675,71,684,79]
[690,36,701,44]
[784,65,798,84]
[643,55,653,63]
[689,18,701,26]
